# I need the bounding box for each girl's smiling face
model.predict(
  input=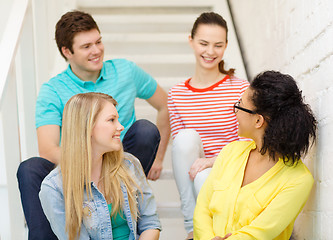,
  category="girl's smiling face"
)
[189,24,228,71]
[91,101,124,157]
